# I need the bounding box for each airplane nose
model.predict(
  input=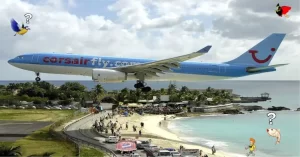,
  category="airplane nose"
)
[8,59,12,64]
